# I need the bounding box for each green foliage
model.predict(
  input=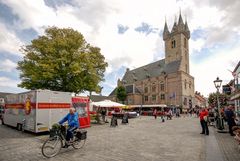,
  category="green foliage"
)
[115,86,127,102]
[208,92,228,108]
[18,27,108,93]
